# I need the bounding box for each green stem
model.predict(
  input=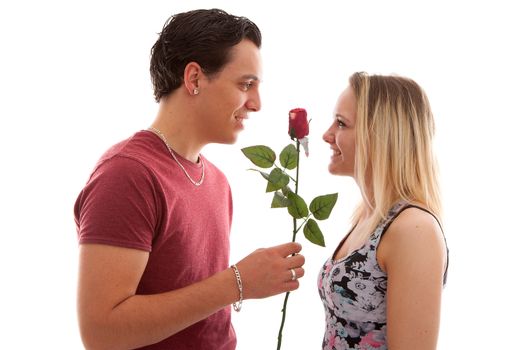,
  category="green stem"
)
[292,140,300,242]
[276,291,290,349]
[277,140,301,350]
[293,214,312,235]
[273,163,297,184]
